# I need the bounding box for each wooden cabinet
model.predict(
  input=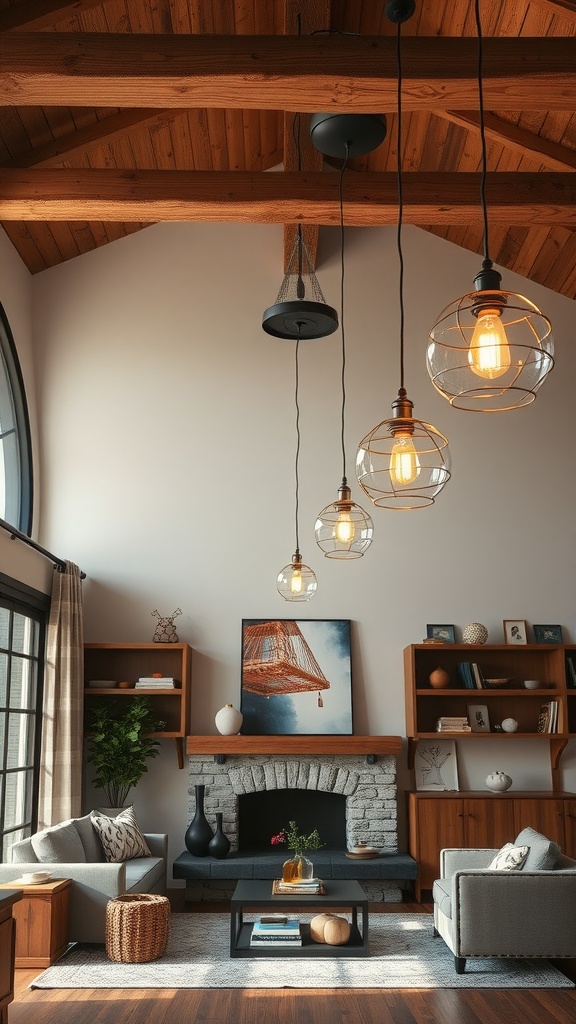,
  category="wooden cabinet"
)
[0,879,70,968]
[84,643,191,768]
[408,791,576,900]
[404,644,569,785]
[0,890,21,1024]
